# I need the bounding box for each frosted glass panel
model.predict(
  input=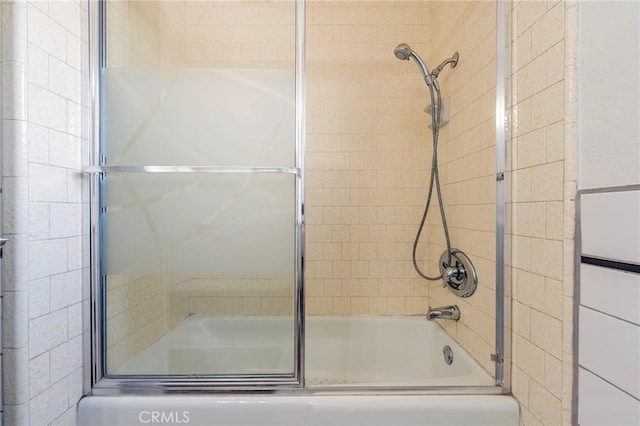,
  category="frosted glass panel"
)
[103,172,297,376]
[101,0,299,380]
[103,173,295,276]
[102,69,295,166]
